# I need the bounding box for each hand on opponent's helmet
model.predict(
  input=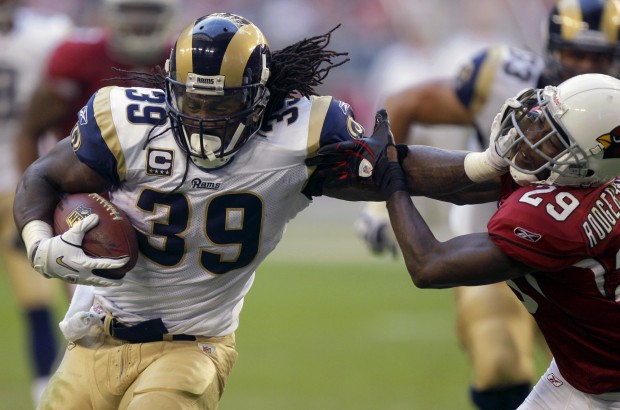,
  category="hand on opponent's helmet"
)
[464,89,527,182]
[304,109,408,199]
